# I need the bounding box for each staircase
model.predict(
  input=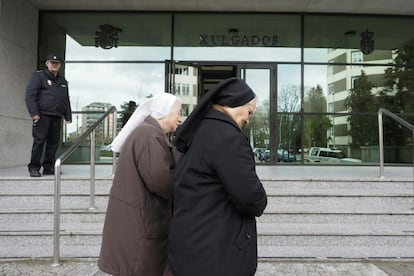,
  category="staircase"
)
[258,179,414,259]
[1,165,414,260]
[0,177,109,258]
